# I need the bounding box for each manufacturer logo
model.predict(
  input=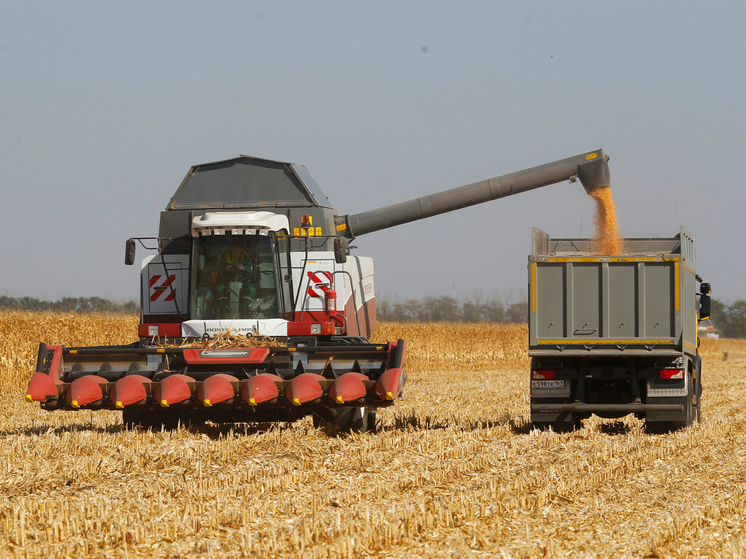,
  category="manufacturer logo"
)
[200,350,252,358]
[205,326,257,334]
